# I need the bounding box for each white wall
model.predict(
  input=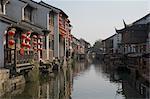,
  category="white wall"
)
[6,0,51,30]
[6,0,26,22]
[0,21,10,67]
[113,33,121,53]
[59,38,65,58]
[27,1,50,30]
[54,14,59,58]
